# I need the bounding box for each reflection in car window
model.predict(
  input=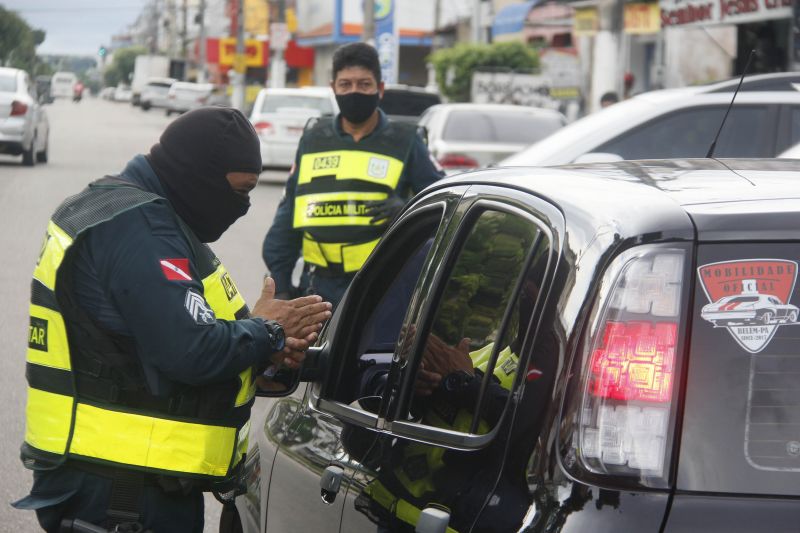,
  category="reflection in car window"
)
[410,210,541,434]
[597,106,772,159]
[0,74,17,93]
[442,110,562,144]
[261,95,333,114]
